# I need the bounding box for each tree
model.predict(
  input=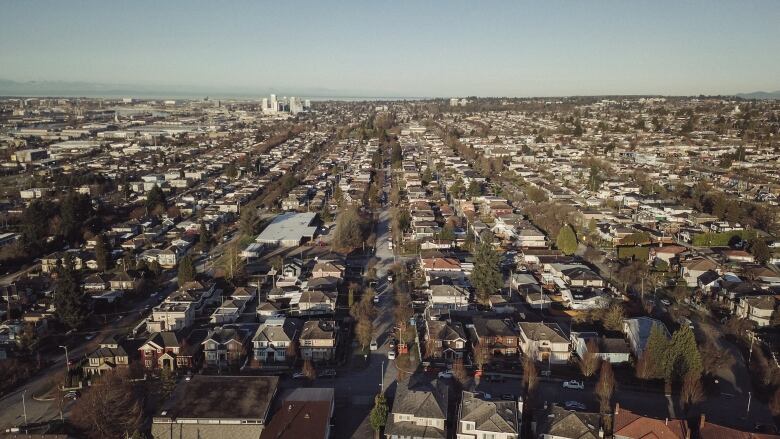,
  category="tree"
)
[664,326,702,379]
[159,367,176,401]
[679,371,704,414]
[603,303,625,332]
[751,239,771,264]
[286,340,299,365]
[471,232,502,305]
[578,339,601,377]
[93,234,109,273]
[452,358,469,388]
[700,340,734,376]
[302,359,317,381]
[556,224,578,255]
[467,181,482,198]
[356,318,374,351]
[224,162,238,178]
[239,207,259,237]
[145,184,166,213]
[59,192,92,244]
[177,255,195,286]
[637,323,670,380]
[219,243,245,281]
[332,206,366,251]
[70,369,142,439]
[53,254,89,329]
[369,393,389,432]
[522,354,539,399]
[198,223,211,249]
[596,361,615,413]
